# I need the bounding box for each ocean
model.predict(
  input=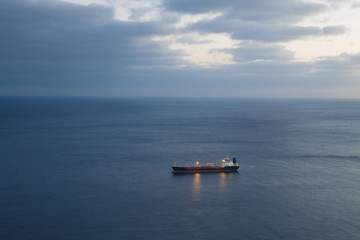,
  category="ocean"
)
[1,97,360,240]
